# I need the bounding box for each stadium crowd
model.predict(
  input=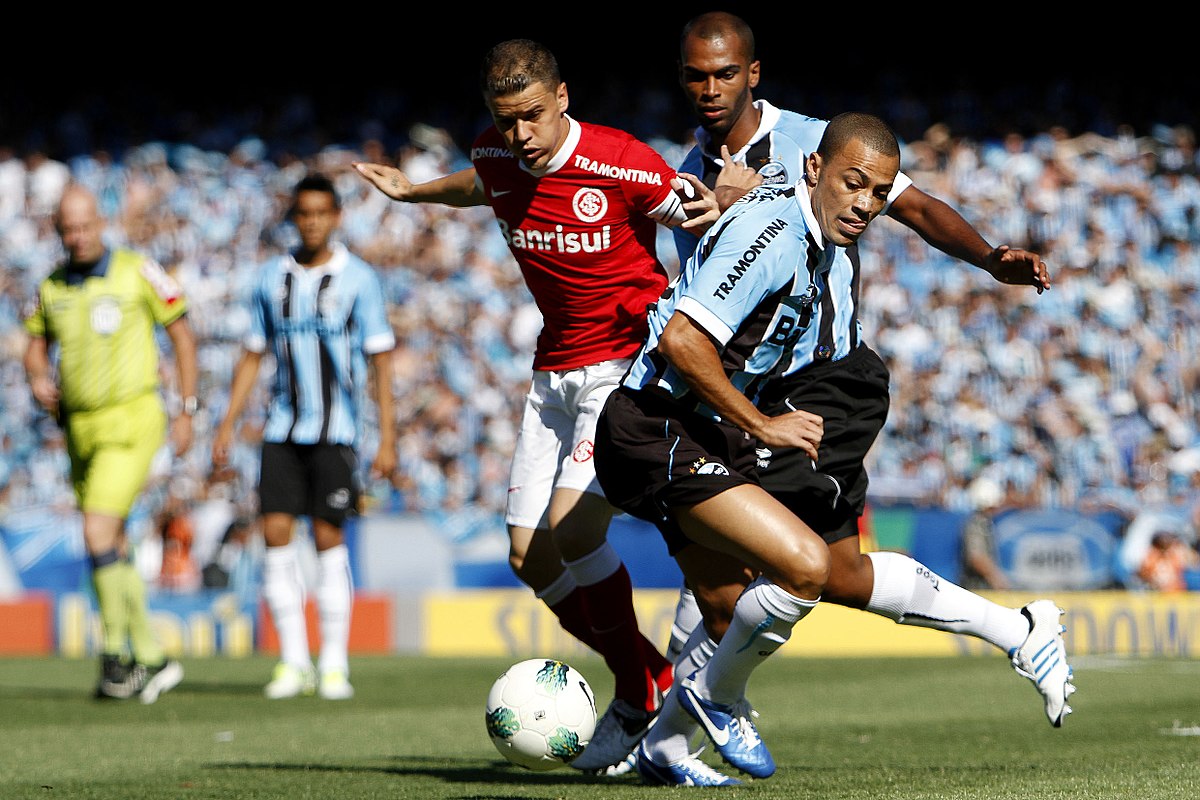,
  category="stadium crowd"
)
[3,93,1200,591]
